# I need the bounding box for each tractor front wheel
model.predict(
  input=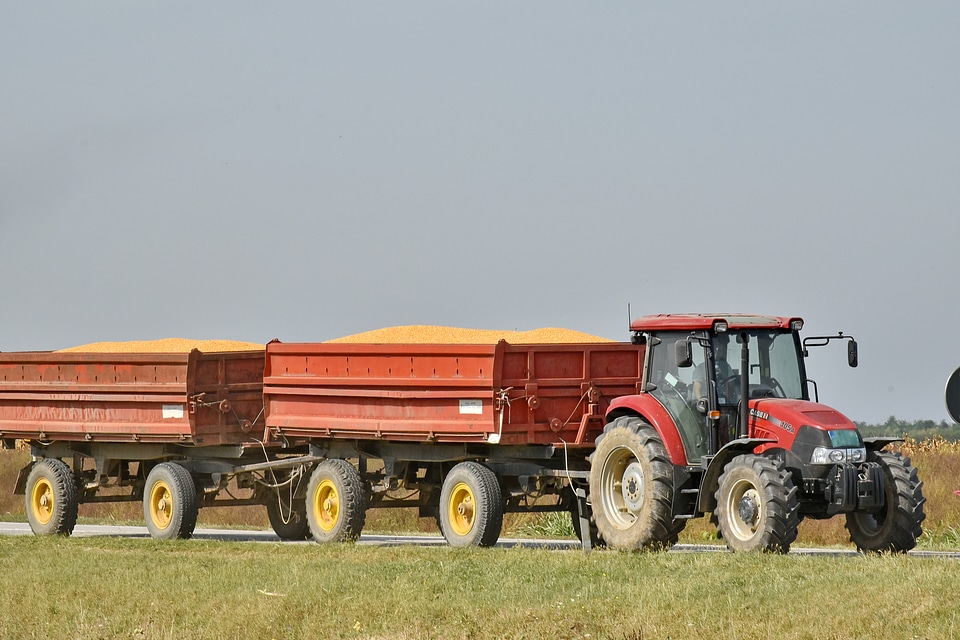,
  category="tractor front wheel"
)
[845,451,925,553]
[714,454,799,553]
